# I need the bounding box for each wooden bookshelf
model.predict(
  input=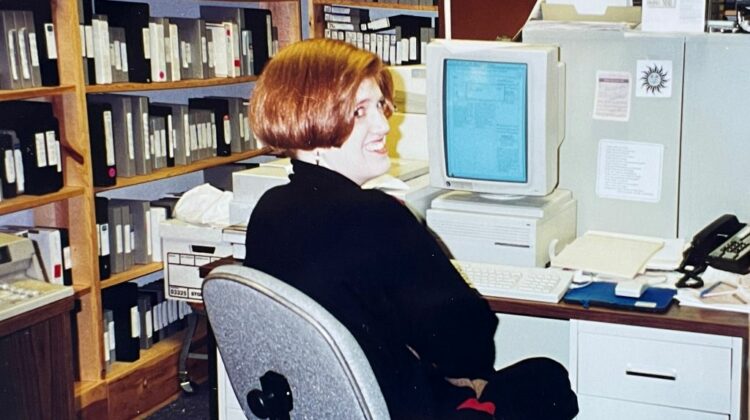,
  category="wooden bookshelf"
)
[311,0,437,11]
[14,0,304,418]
